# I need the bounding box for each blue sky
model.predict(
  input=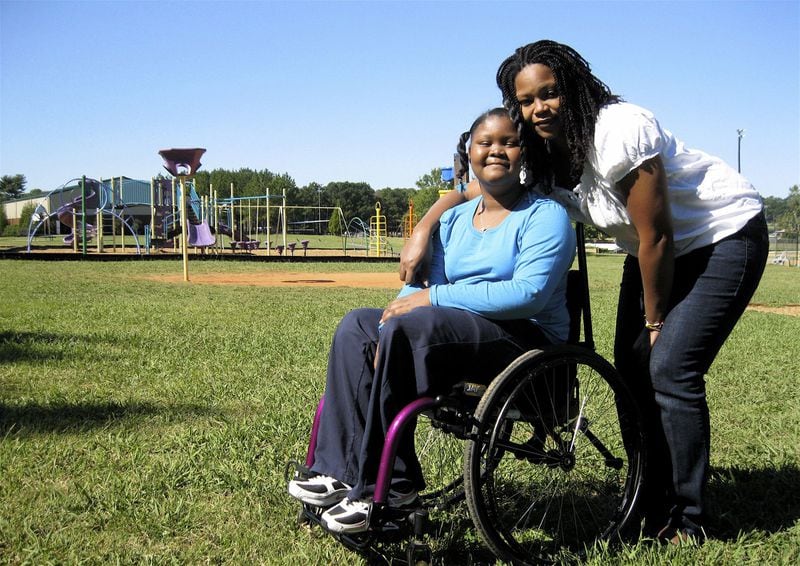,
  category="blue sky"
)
[1,0,798,198]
